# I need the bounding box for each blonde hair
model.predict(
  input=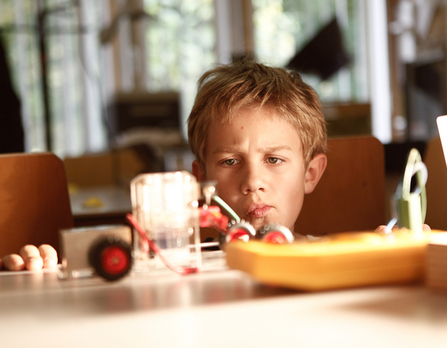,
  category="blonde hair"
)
[187,60,327,168]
